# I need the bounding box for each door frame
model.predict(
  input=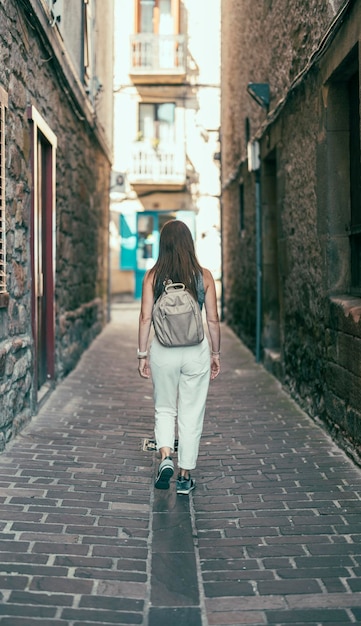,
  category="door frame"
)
[28,105,57,400]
